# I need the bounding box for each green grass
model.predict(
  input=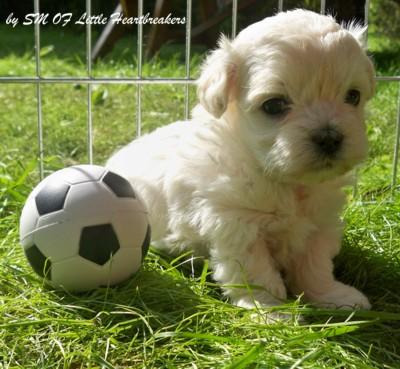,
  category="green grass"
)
[1,23,400,368]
